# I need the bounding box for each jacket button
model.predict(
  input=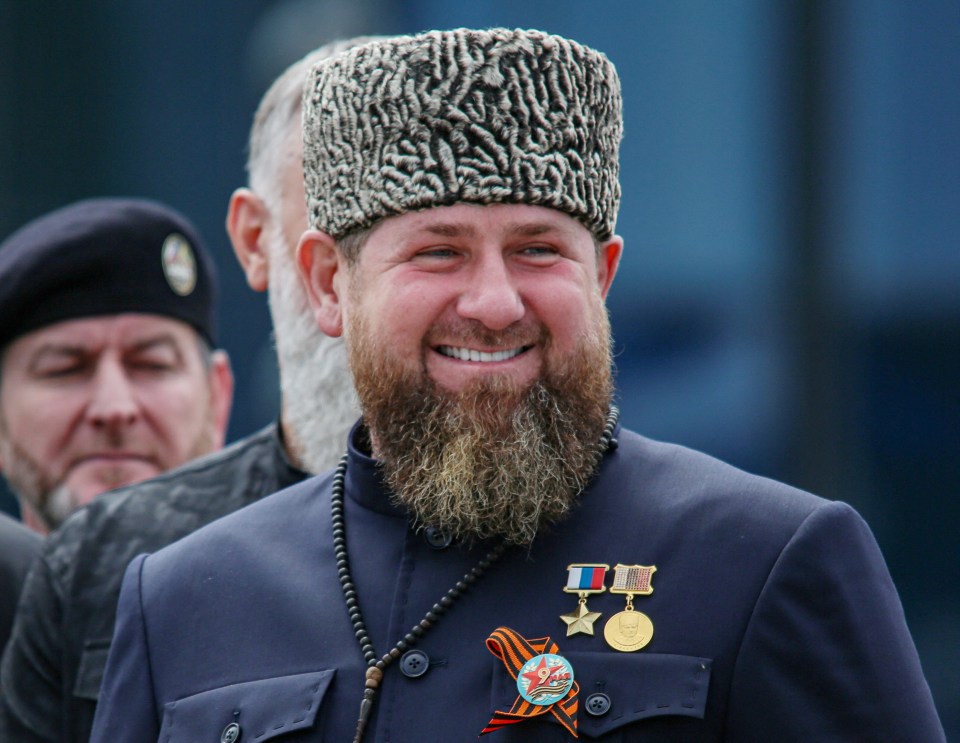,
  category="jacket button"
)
[399,649,430,678]
[585,693,611,717]
[424,526,453,549]
[220,722,242,743]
